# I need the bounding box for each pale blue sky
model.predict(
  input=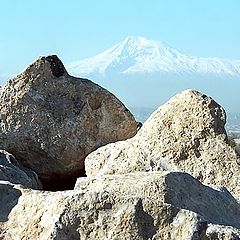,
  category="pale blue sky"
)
[1,0,240,80]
